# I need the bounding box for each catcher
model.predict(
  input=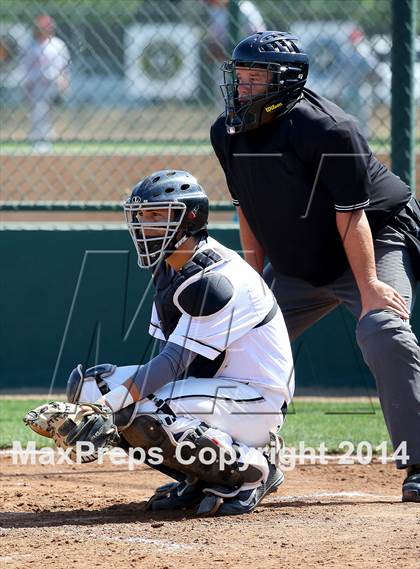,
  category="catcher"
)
[24,170,294,516]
